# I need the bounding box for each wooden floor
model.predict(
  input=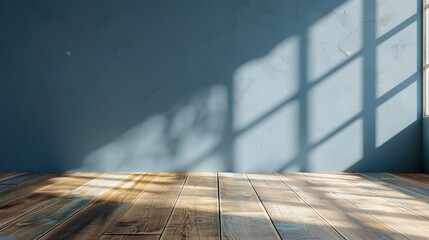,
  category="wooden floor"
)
[1,173,429,240]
